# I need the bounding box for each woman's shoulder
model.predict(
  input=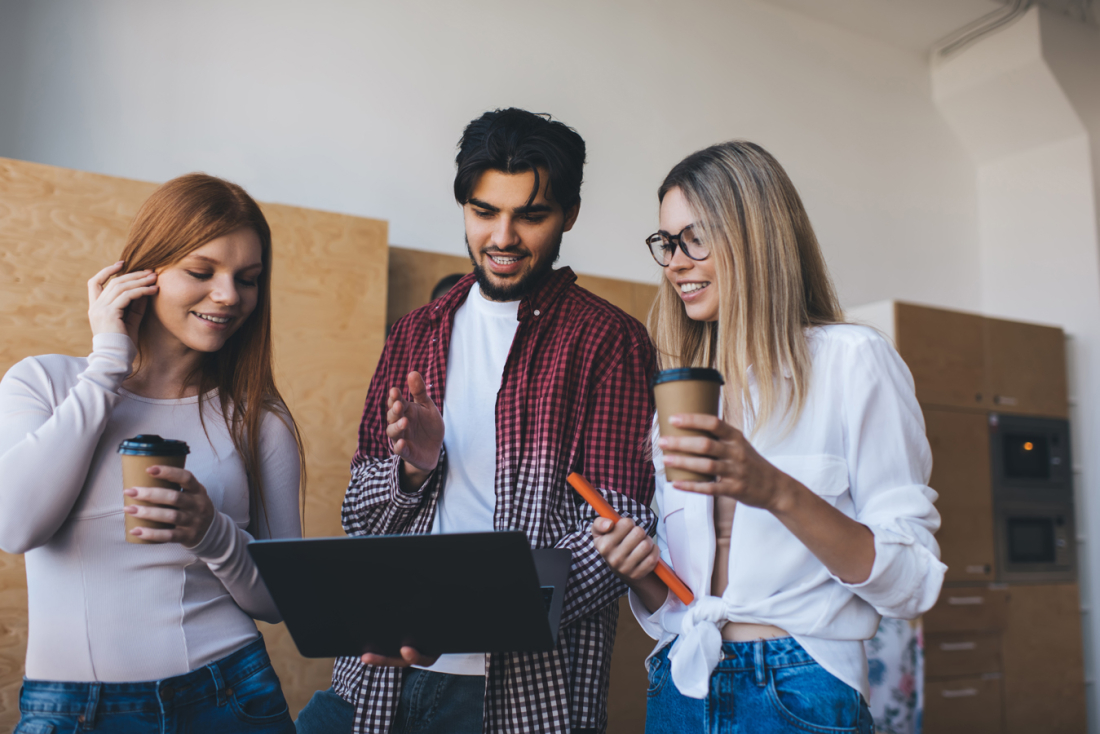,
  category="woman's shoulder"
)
[2,353,87,392]
[808,323,900,362]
